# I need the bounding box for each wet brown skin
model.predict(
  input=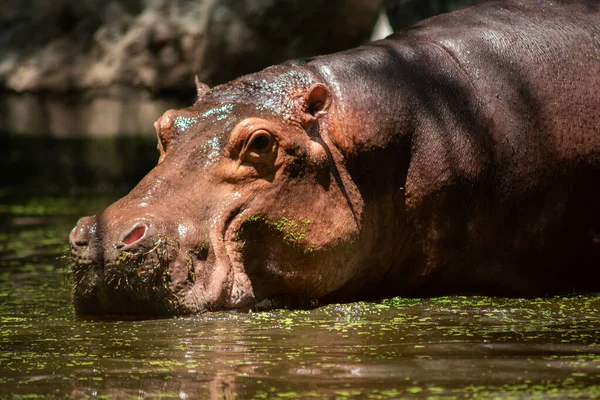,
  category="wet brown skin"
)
[70,0,600,315]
